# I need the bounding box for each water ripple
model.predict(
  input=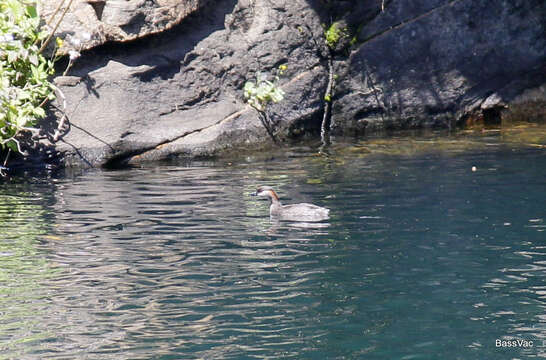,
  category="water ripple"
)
[1,141,545,359]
